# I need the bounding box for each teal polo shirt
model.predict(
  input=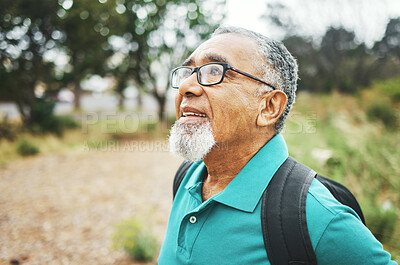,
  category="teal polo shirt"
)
[159,134,397,265]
